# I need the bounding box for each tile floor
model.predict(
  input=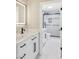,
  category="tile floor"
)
[37,37,61,59]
